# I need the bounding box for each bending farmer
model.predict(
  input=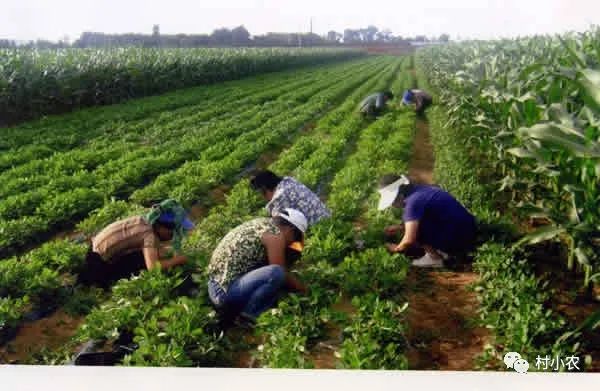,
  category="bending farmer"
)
[401,89,433,116]
[78,199,194,287]
[207,208,308,326]
[358,91,394,117]
[250,170,331,226]
[377,175,476,268]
